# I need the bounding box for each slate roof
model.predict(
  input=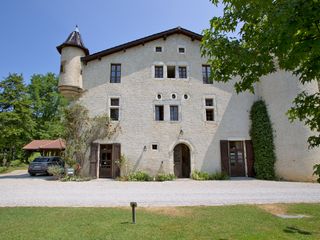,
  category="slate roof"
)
[57,26,89,55]
[81,26,203,64]
[23,139,66,150]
